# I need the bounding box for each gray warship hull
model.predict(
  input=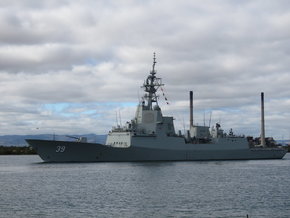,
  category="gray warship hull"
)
[26,54,288,163]
[26,139,287,162]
